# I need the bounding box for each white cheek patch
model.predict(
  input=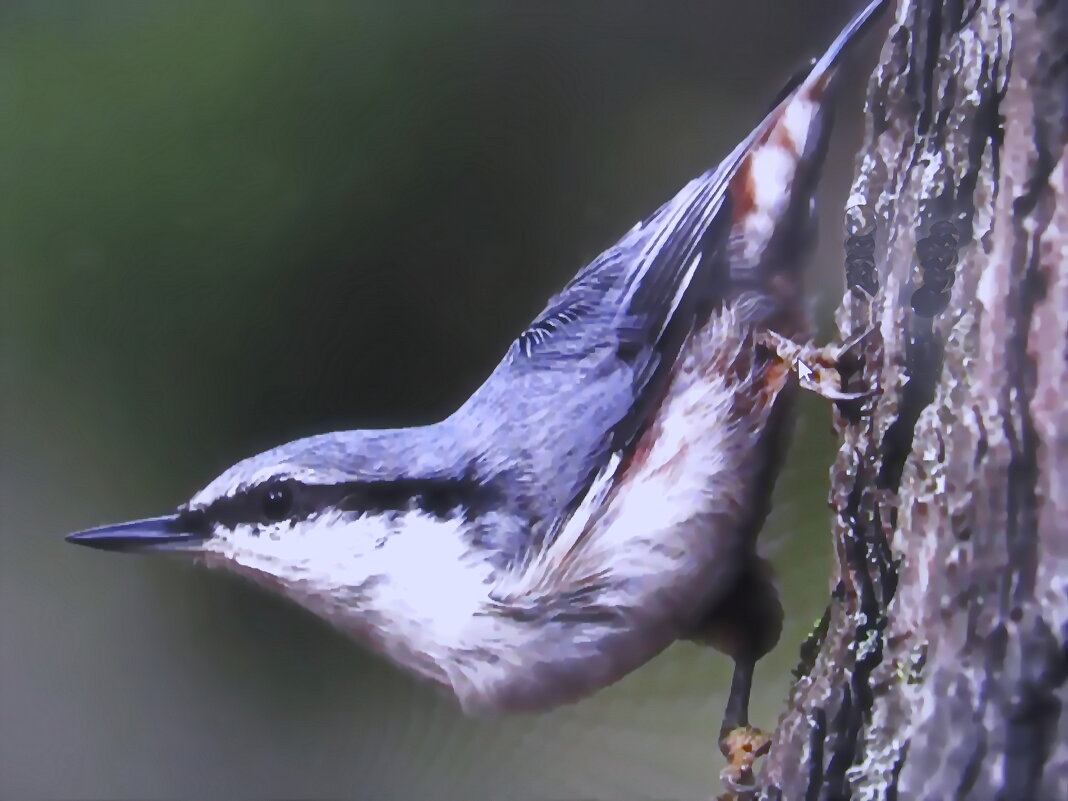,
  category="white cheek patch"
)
[201,510,496,679]
[206,511,380,589]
